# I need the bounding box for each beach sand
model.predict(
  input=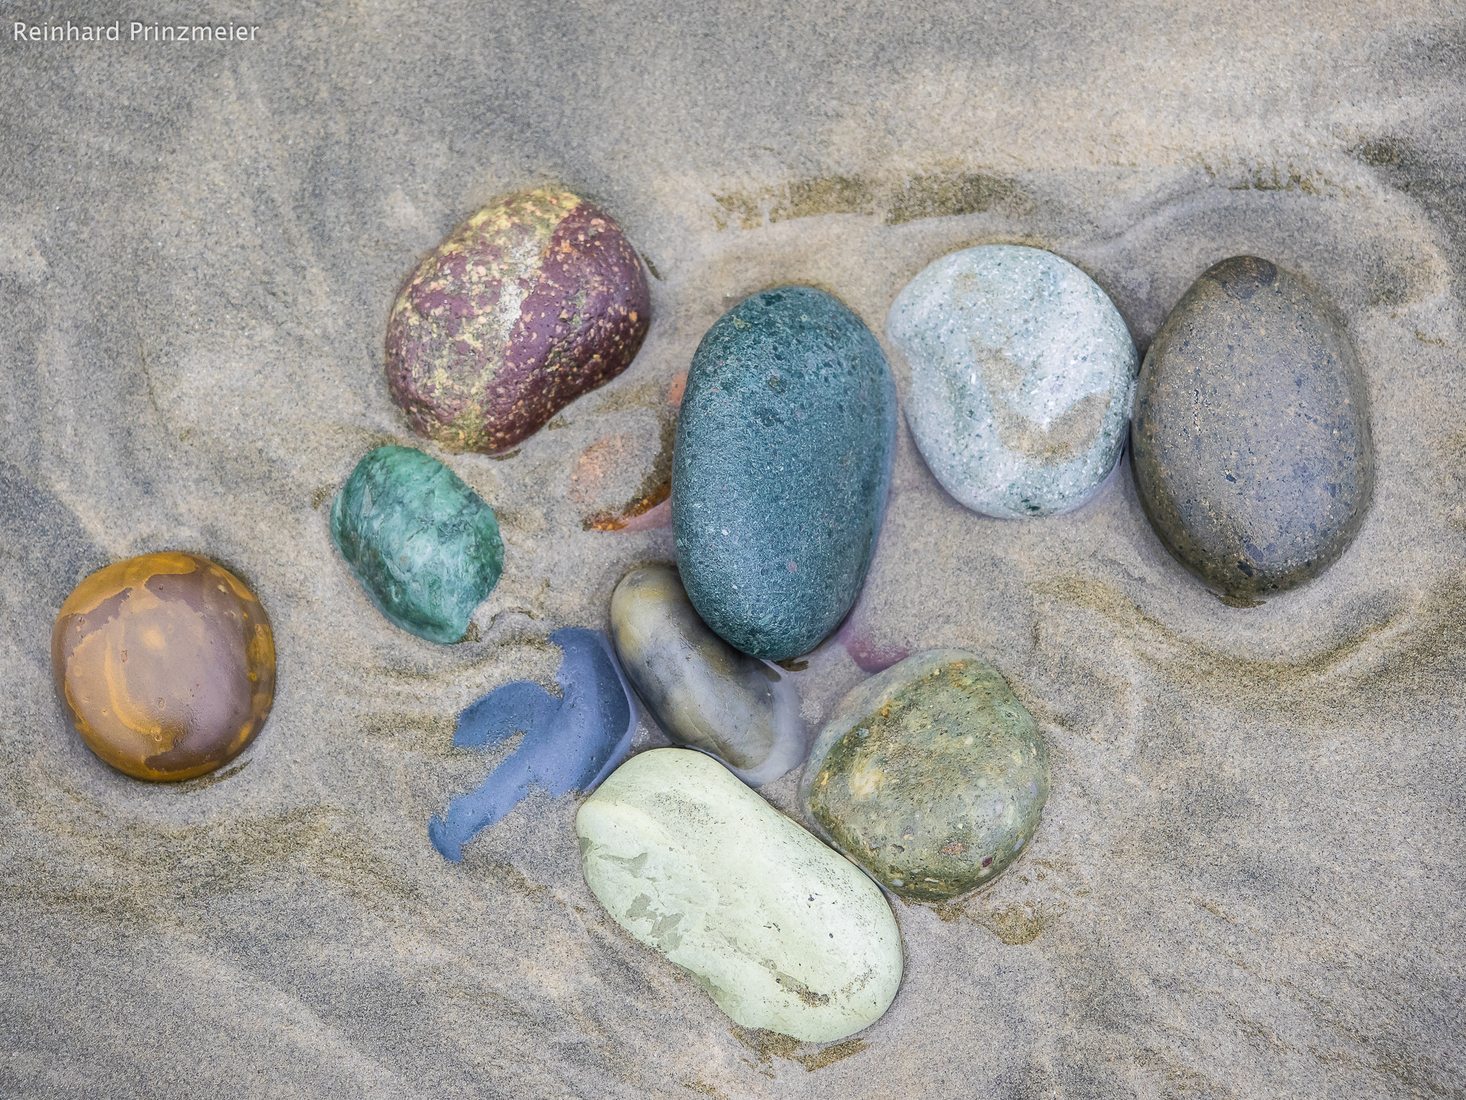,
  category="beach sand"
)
[1,2,1462,1095]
